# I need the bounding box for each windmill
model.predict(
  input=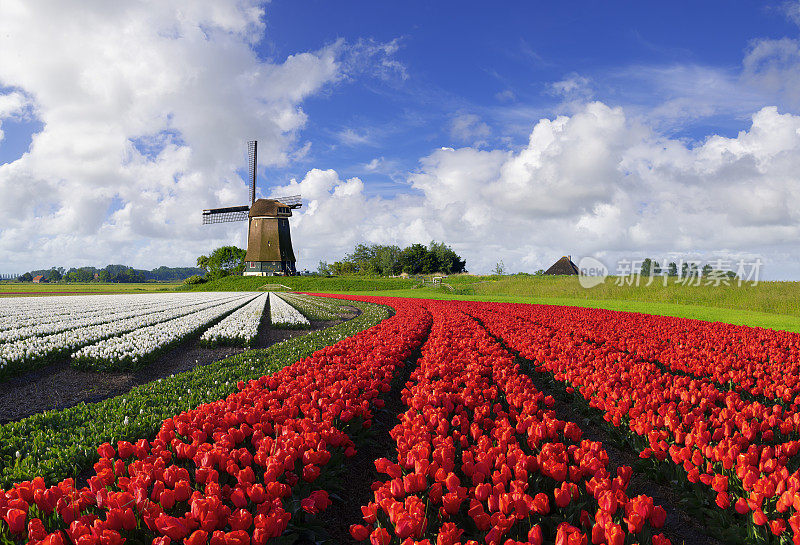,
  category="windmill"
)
[202,141,302,276]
